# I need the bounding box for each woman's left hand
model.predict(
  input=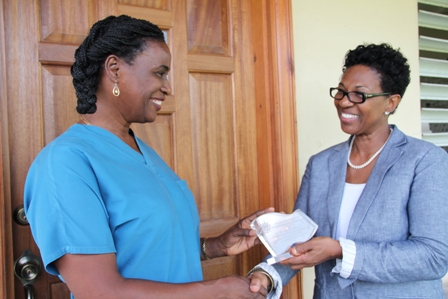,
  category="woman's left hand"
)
[205,207,274,259]
[280,236,342,270]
